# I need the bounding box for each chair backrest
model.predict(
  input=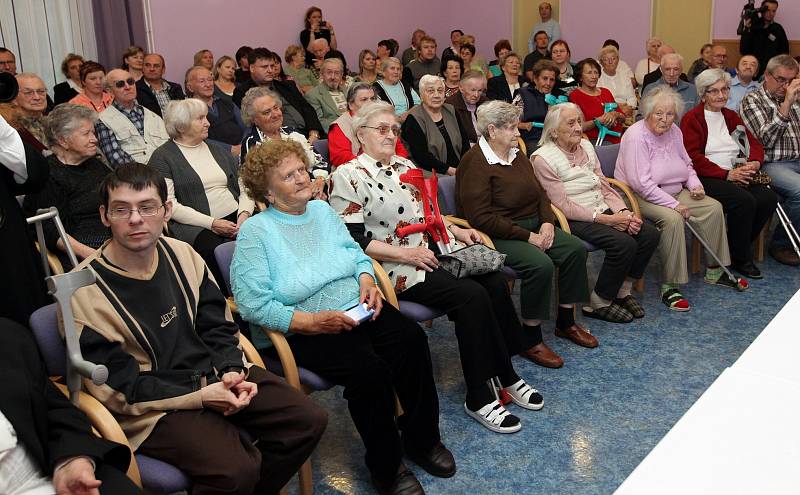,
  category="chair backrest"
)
[594,143,620,178]
[312,139,329,163]
[438,175,457,215]
[29,303,67,377]
[213,241,237,291]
